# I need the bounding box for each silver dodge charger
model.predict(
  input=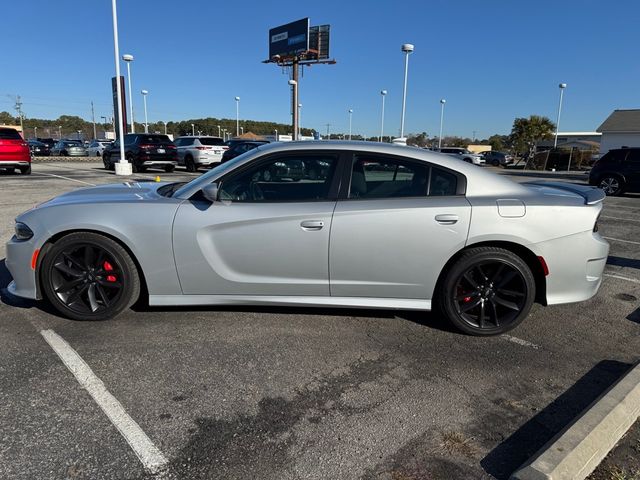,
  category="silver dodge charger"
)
[6,142,609,336]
